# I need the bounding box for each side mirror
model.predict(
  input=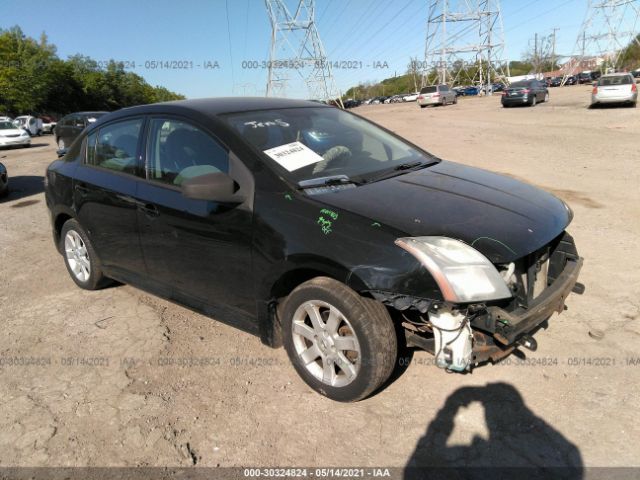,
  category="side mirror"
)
[56,148,67,158]
[181,172,243,203]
